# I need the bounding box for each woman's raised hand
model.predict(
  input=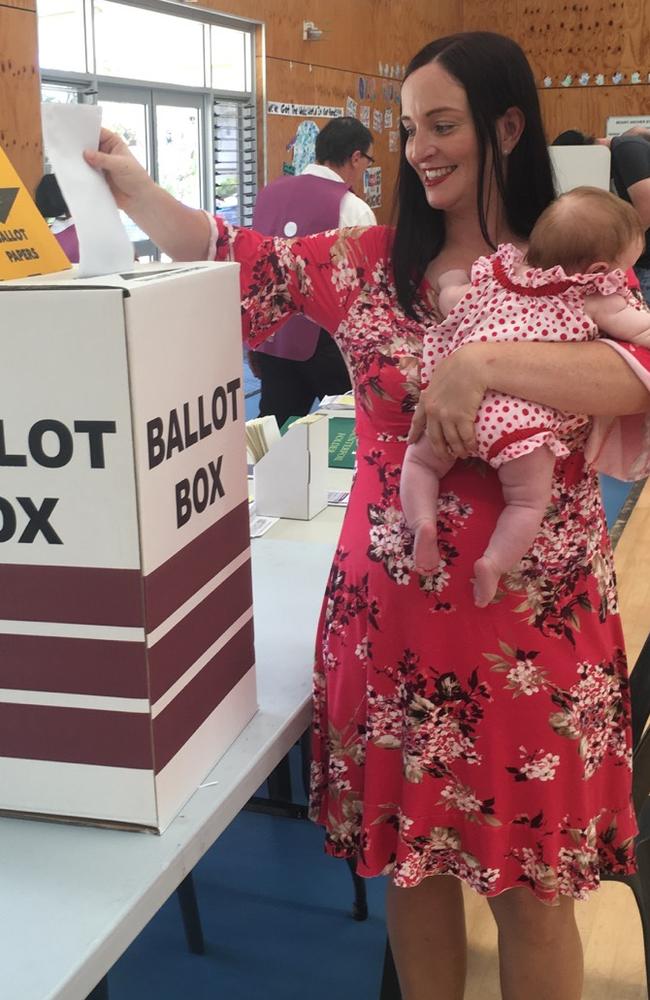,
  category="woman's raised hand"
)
[83,128,154,210]
[407,343,487,461]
